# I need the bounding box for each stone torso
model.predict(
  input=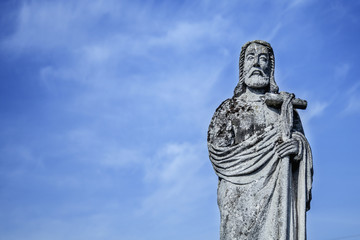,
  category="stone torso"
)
[208,93,308,240]
[208,94,280,148]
